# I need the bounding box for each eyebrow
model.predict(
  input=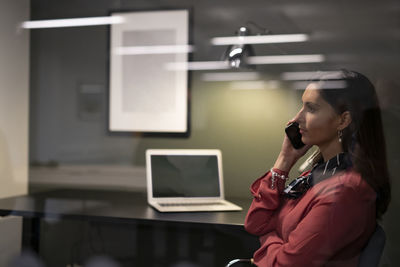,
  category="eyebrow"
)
[304,101,321,108]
